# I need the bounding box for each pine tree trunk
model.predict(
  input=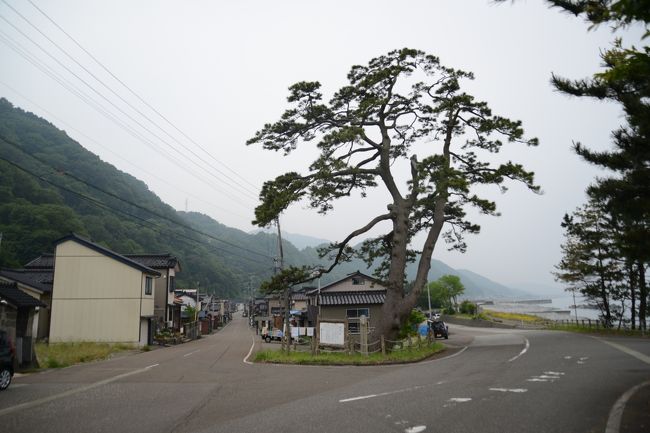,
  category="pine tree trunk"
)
[629,263,637,330]
[638,261,647,331]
